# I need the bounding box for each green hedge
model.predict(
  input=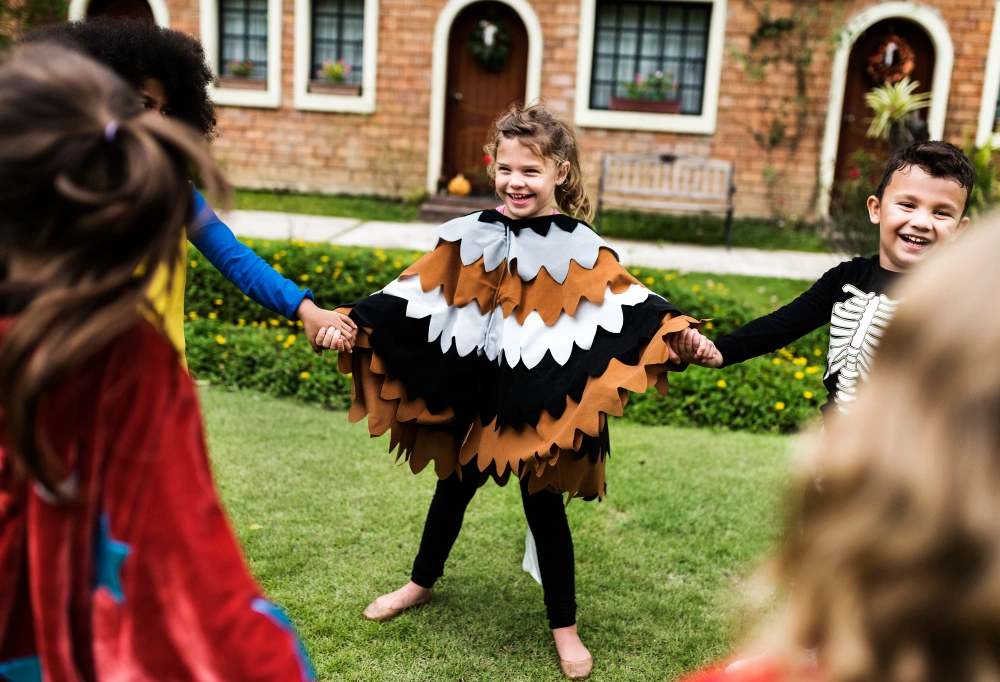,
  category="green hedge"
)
[185,240,828,433]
